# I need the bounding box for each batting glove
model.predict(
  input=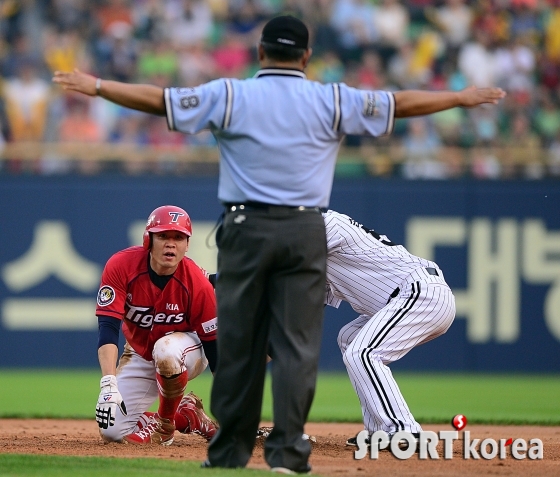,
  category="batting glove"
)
[96,374,127,429]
